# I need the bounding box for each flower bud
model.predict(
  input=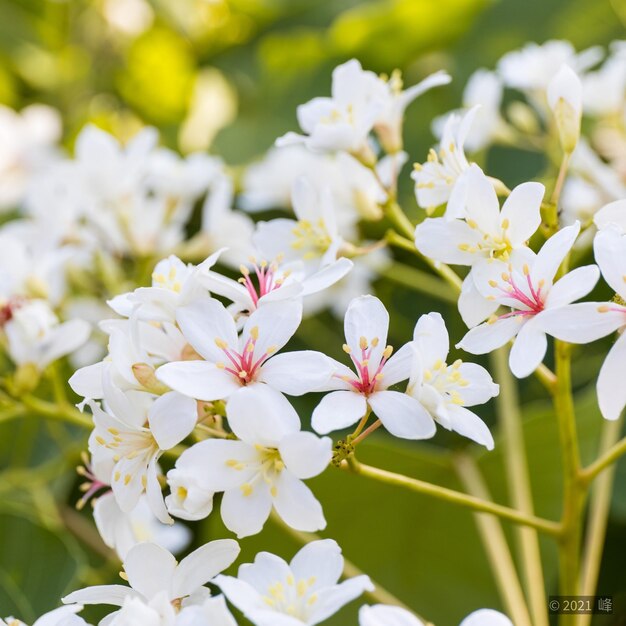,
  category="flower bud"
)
[132,363,169,395]
[547,65,582,154]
